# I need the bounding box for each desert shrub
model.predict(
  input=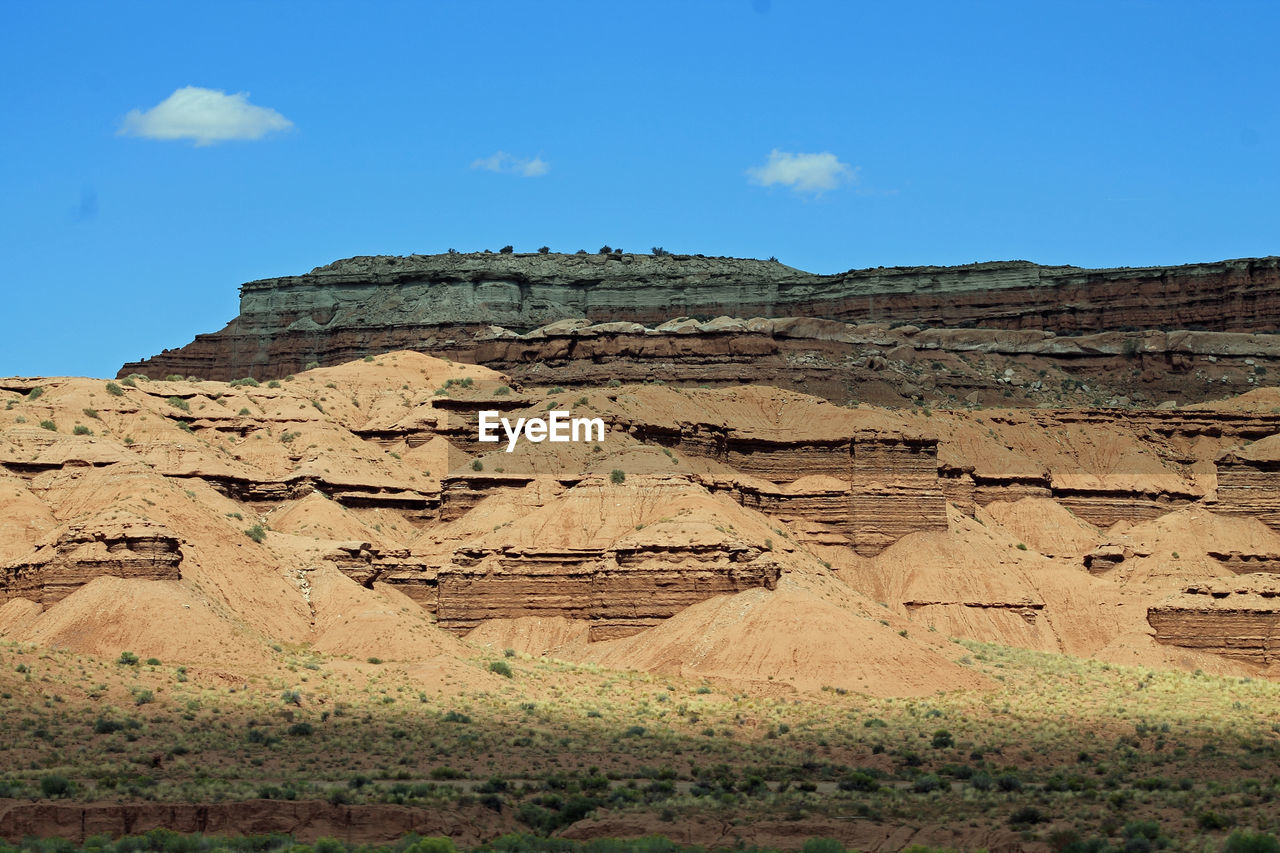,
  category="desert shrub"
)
[238,408,251,415]
[838,771,879,792]
[801,841,844,853]
[132,688,154,705]
[430,766,463,780]
[931,729,954,748]
[229,377,260,387]
[39,420,57,431]
[305,360,320,370]
[25,387,44,401]
[145,657,160,666]
[287,722,314,736]
[652,246,671,256]
[403,839,459,853]
[73,425,92,435]
[499,245,514,254]
[442,710,471,724]
[118,651,139,666]
[39,774,71,798]
[598,246,612,254]
[1011,805,1047,826]
[610,469,626,484]
[167,396,190,412]
[912,774,942,793]
[105,382,124,396]
[471,459,484,472]
[996,771,1022,791]
[83,407,99,419]
[489,660,513,678]
[94,717,124,734]
[969,771,993,790]
[121,376,138,387]
[537,246,550,254]
[166,374,184,381]
[1223,831,1280,853]
[245,524,267,543]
